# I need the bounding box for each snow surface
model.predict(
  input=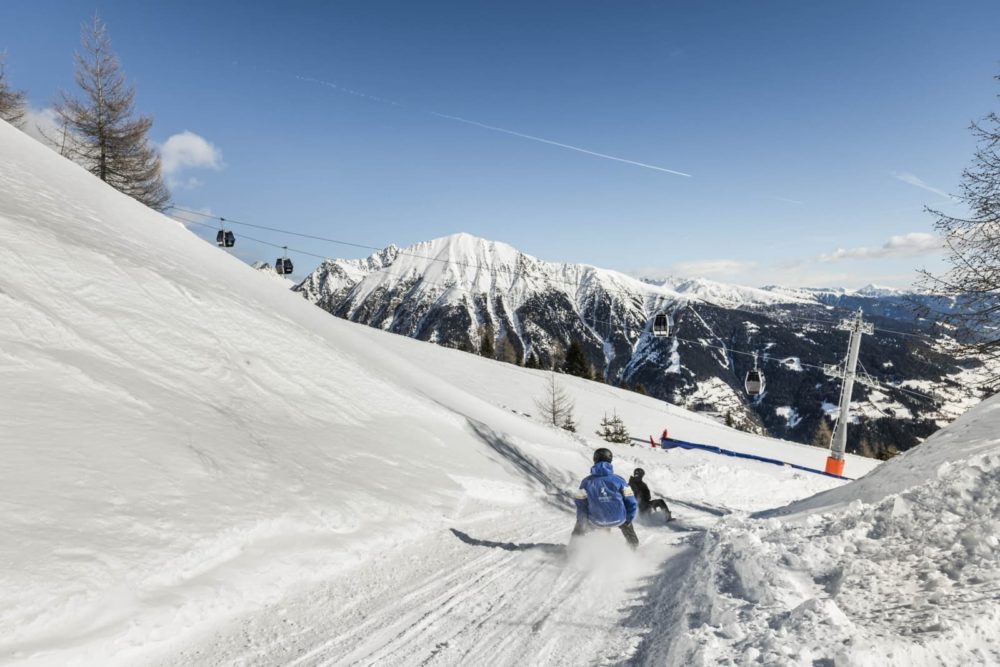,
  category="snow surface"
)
[775,406,802,429]
[650,396,1000,665]
[1,118,994,665]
